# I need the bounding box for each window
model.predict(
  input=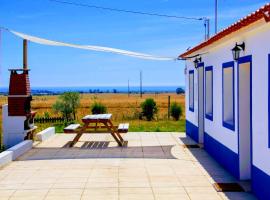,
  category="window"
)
[222,61,235,131]
[205,66,213,121]
[189,70,194,112]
